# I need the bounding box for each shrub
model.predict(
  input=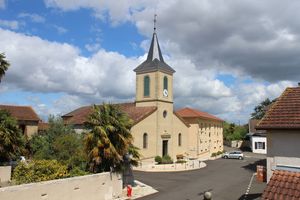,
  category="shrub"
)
[161,155,173,164]
[217,151,223,155]
[211,152,217,157]
[155,156,162,164]
[69,167,89,177]
[175,160,187,164]
[12,160,69,184]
